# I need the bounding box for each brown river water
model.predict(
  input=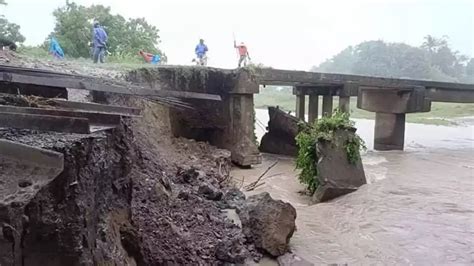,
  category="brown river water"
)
[233,110,474,265]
